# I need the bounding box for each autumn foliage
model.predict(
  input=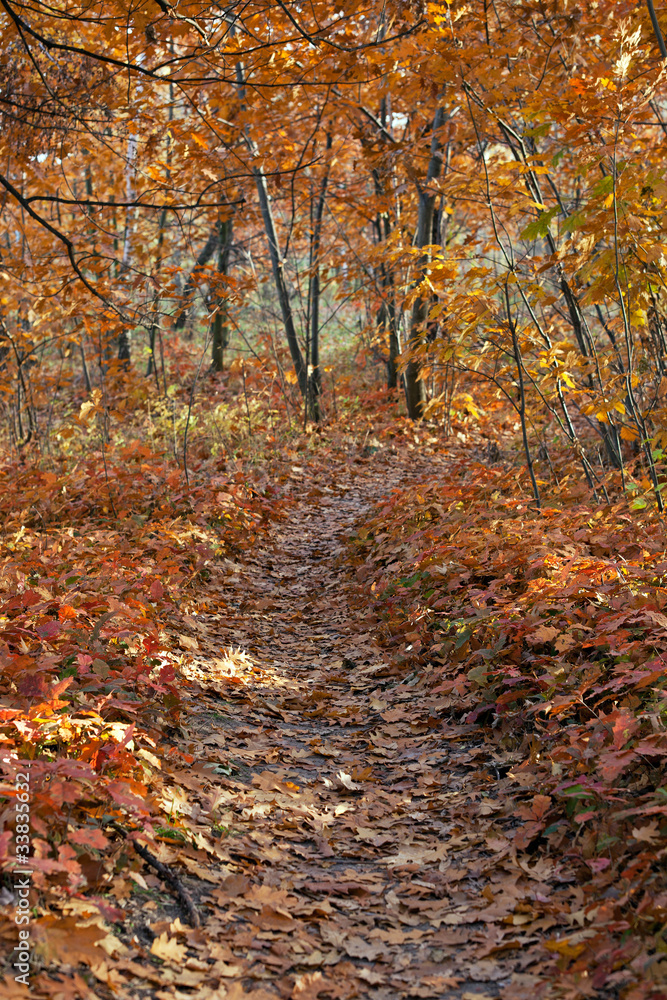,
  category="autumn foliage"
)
[4,0,667,996]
